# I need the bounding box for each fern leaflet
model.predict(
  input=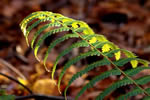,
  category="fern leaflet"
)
[52,40,89,80]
